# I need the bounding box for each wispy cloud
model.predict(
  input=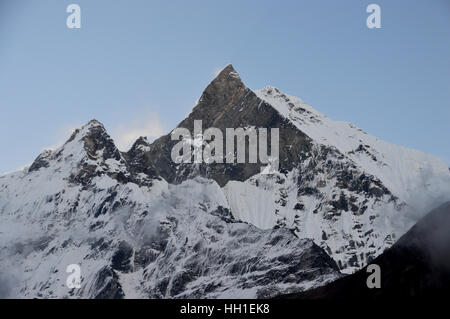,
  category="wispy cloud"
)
[44,124,81,152]
[42,112,165,155]
[213,67,224,77]
[112,112,165,151]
